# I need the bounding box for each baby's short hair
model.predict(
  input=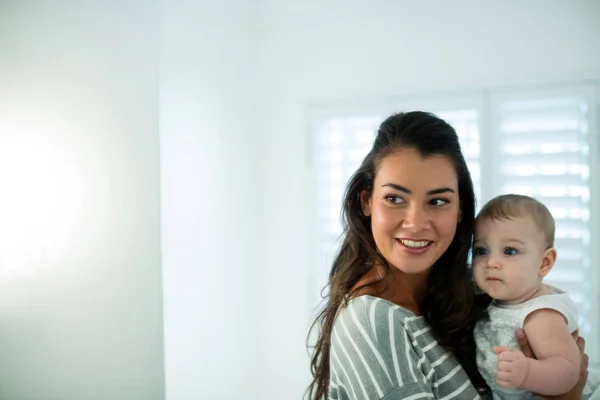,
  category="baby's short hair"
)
[476,194,555,247]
